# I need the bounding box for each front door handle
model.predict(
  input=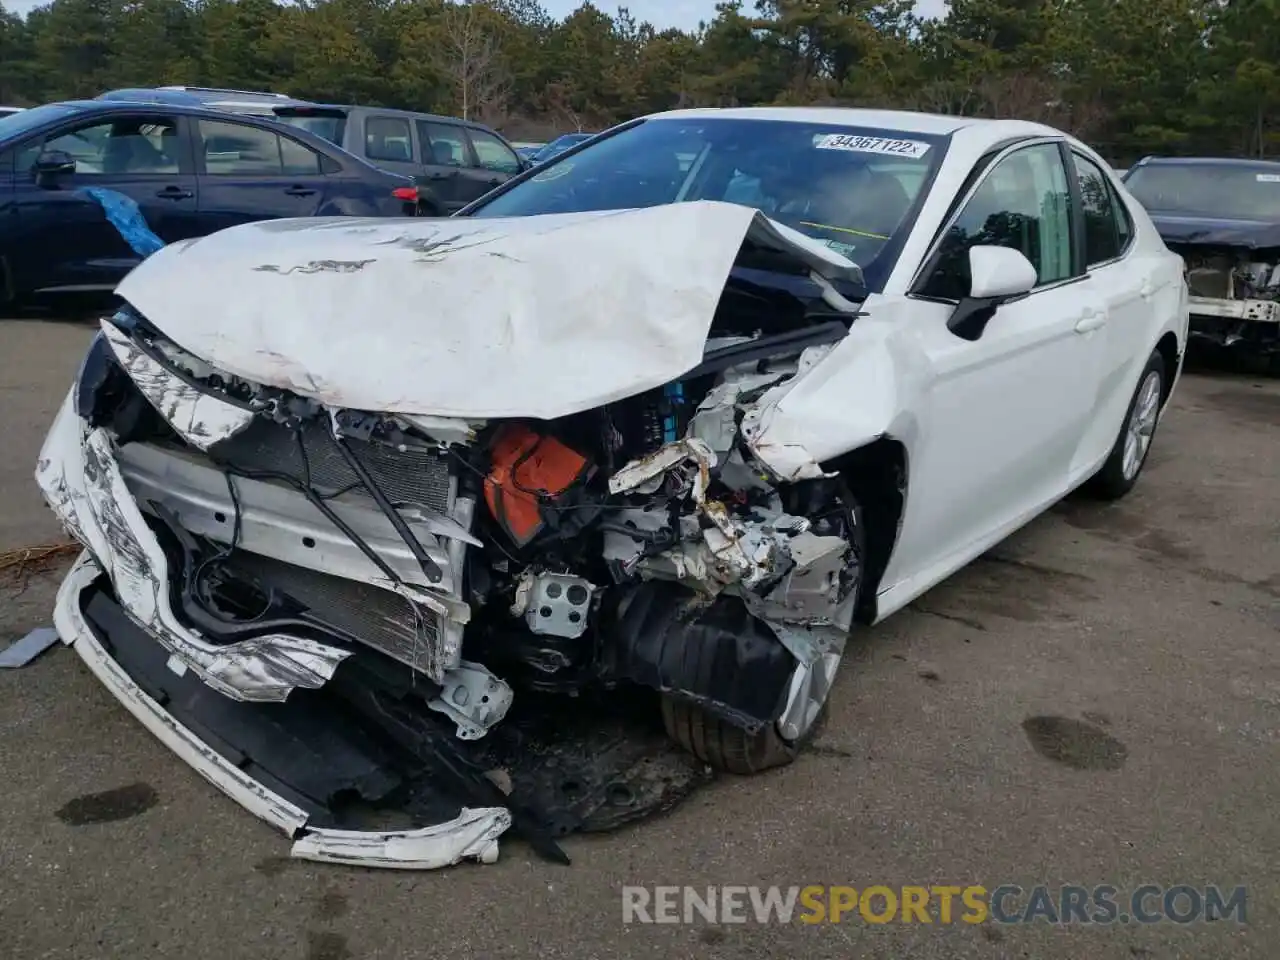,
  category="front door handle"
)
[1075,310,1107,334]
[155,186,193,200]
[284,185,317,197]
